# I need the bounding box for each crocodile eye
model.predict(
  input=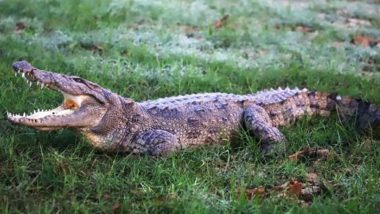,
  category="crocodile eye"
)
[73,77,86,83]
[72,77,98,90]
